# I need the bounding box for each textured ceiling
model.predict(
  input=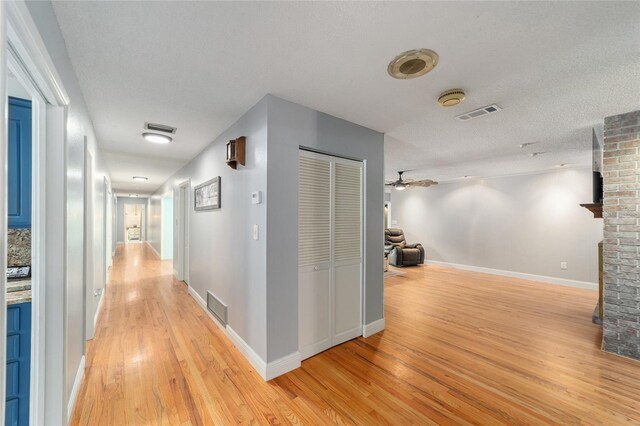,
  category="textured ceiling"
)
[51,1,640,192]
